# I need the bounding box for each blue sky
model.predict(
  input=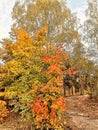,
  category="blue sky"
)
[67,0,88,11]
[0,0,88,40]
